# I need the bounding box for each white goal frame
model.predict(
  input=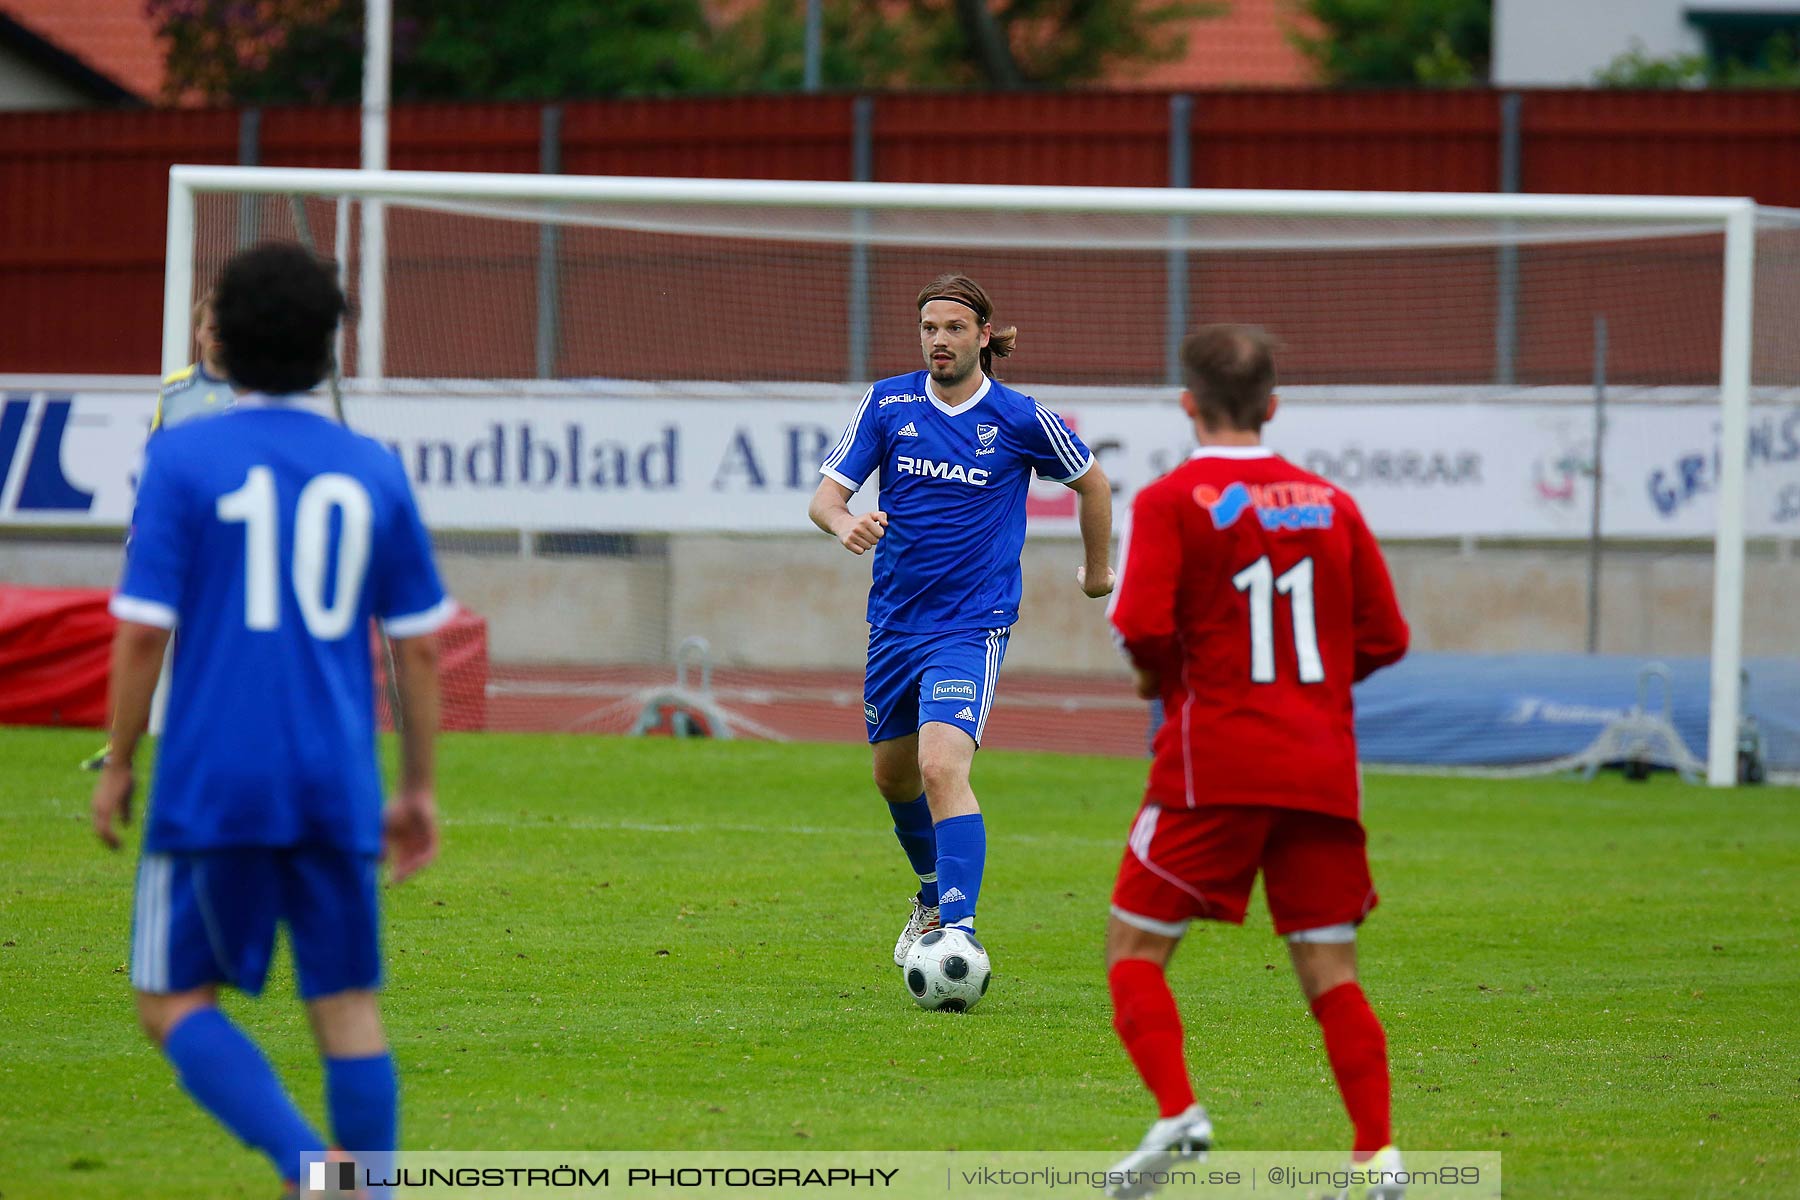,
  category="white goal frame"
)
[163,164,1762,787]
